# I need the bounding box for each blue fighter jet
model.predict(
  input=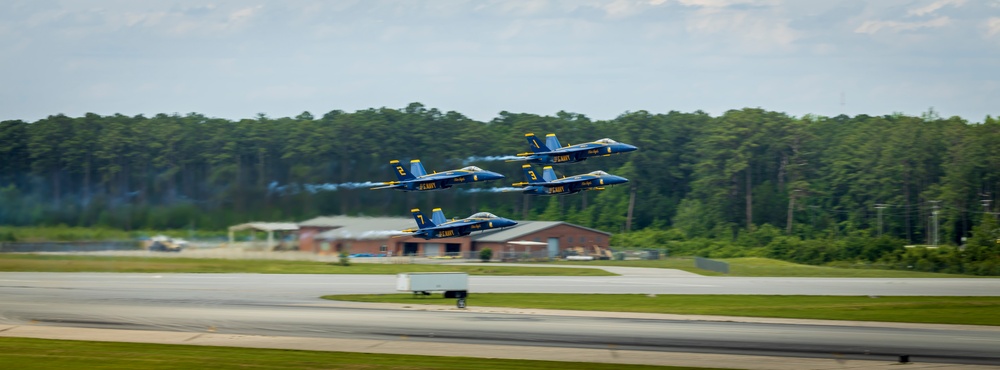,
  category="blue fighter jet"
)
[400,208,518,239]
[509,164,629,196]
[511,133,637,165]
[370,159,505,191]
